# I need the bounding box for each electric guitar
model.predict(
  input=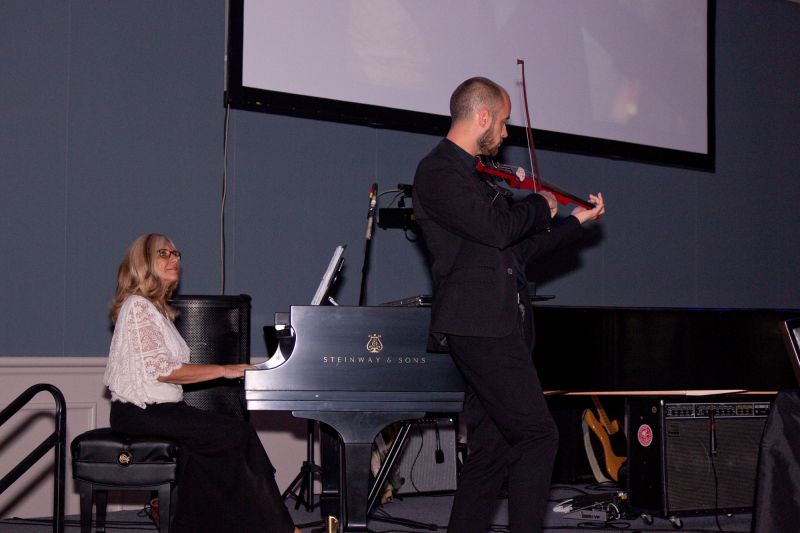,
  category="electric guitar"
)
[582,395,627,482]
